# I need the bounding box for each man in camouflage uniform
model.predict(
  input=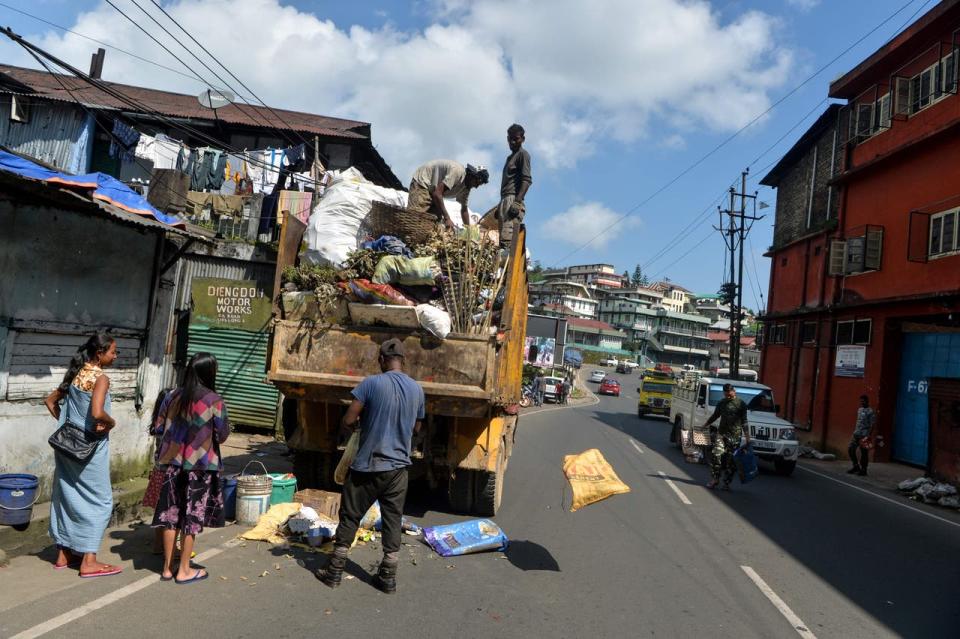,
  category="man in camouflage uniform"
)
[704,383,750,490]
